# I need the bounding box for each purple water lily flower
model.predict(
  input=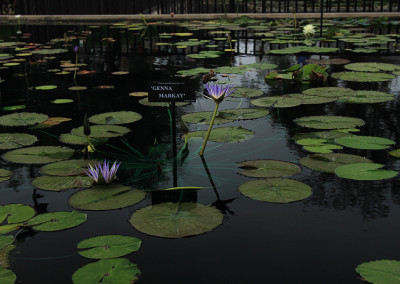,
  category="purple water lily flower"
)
[84,160,121,184]
[204,83,237,104]
[74,45,78,53]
